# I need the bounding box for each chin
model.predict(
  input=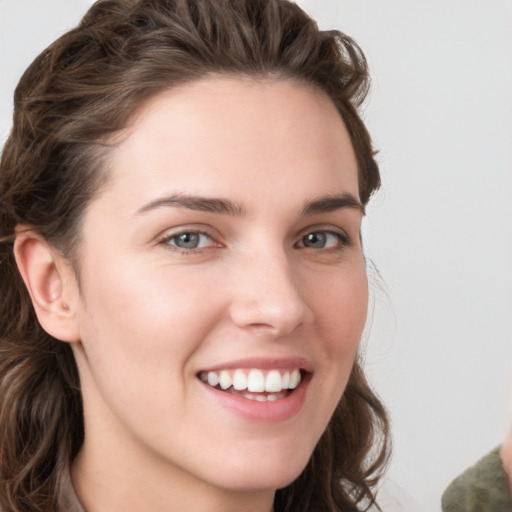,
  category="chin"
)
[212,448,312,493]
[223,471,303,494]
